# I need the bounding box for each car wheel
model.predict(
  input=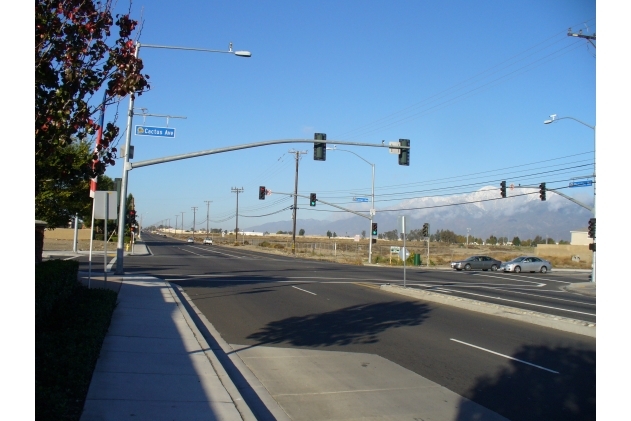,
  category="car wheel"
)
[514,266,521,273]
[491,264,498,271]
[540,266,548,273]
[464,263,471,271]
